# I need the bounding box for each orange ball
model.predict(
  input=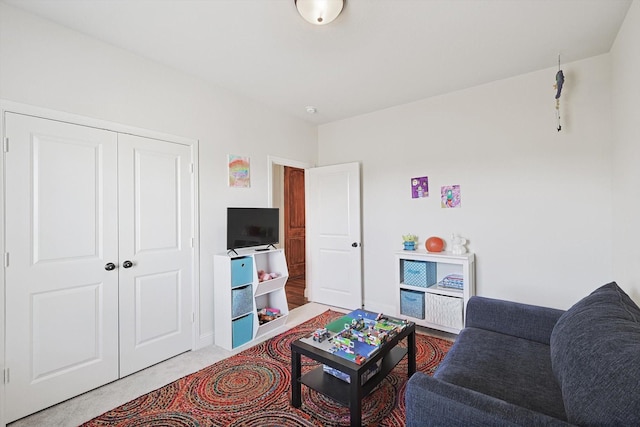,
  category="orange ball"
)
[426,236,444,252]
